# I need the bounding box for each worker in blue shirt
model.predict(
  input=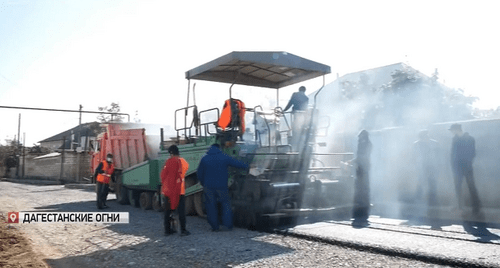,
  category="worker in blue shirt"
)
[284,86,308,112]
[197,144,248,231]
[283,86,309,150]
